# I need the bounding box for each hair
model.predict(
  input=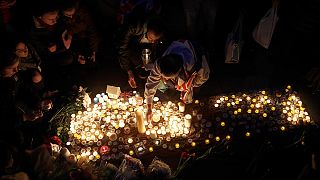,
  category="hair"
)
[61,0,79,11]
[0,52,20,70]
[33,0,61,17]
[147,16,166,37]
[158,54,183,78]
